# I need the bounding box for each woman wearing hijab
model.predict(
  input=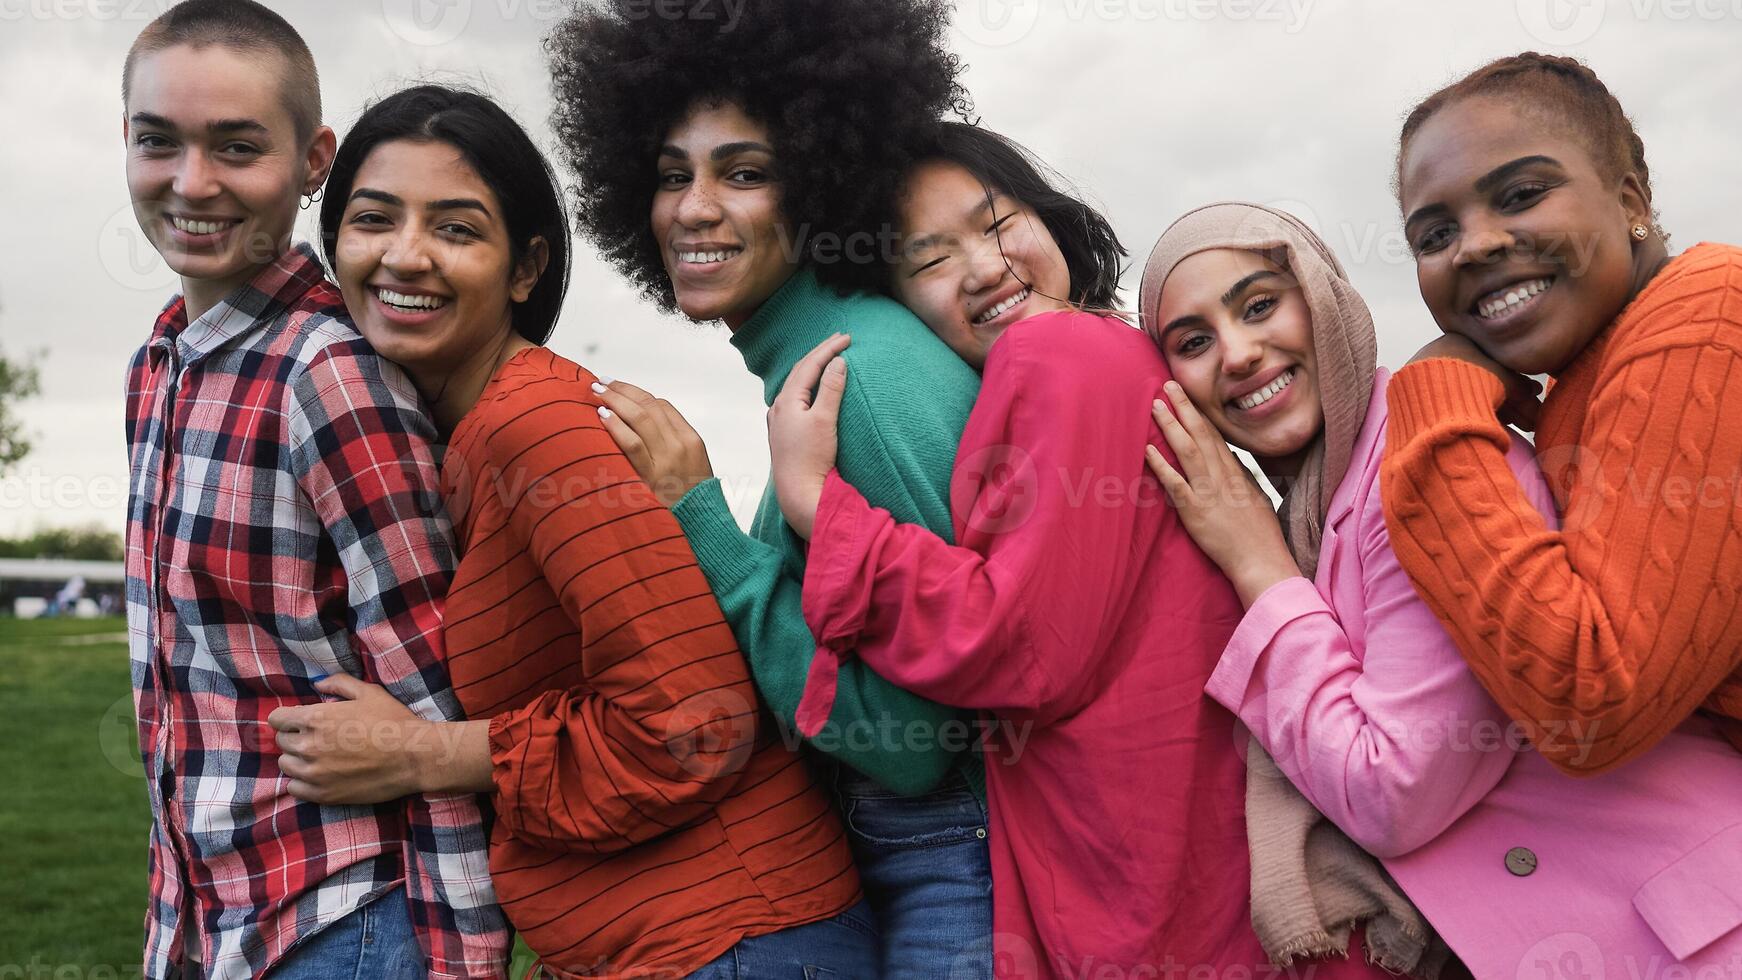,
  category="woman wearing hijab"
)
[1141,201,1742,978]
